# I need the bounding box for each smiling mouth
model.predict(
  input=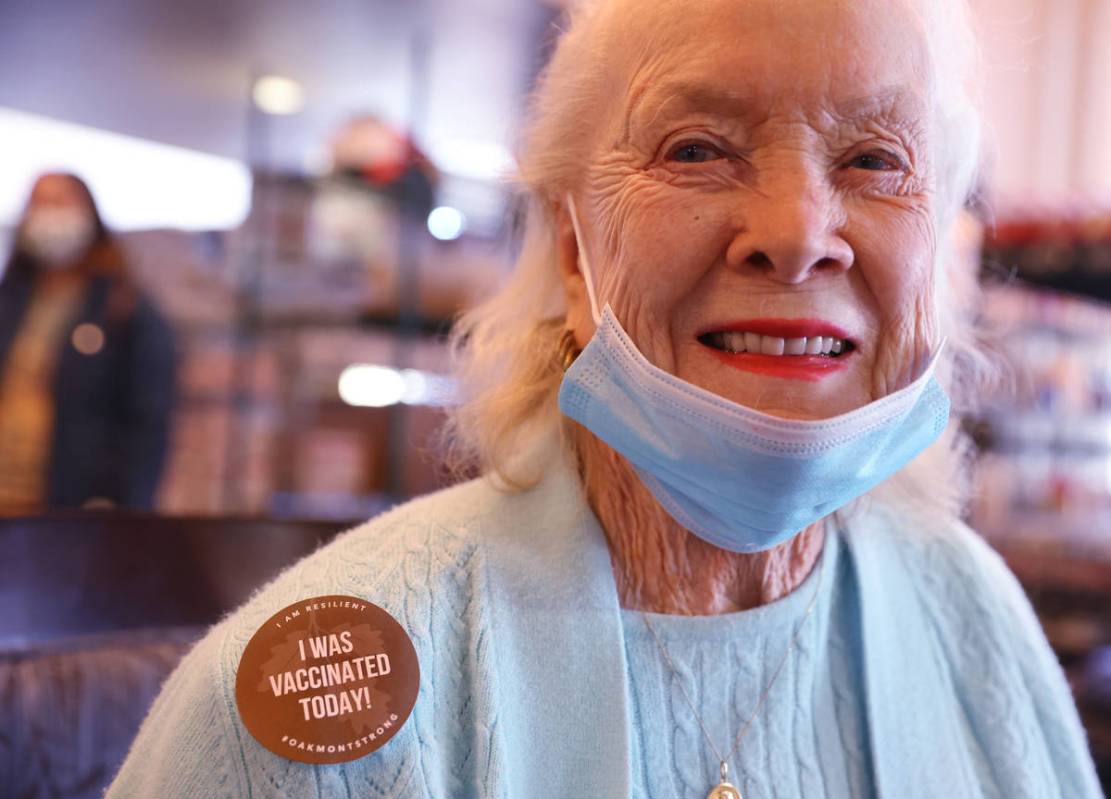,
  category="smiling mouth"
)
[697,331,857,358]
